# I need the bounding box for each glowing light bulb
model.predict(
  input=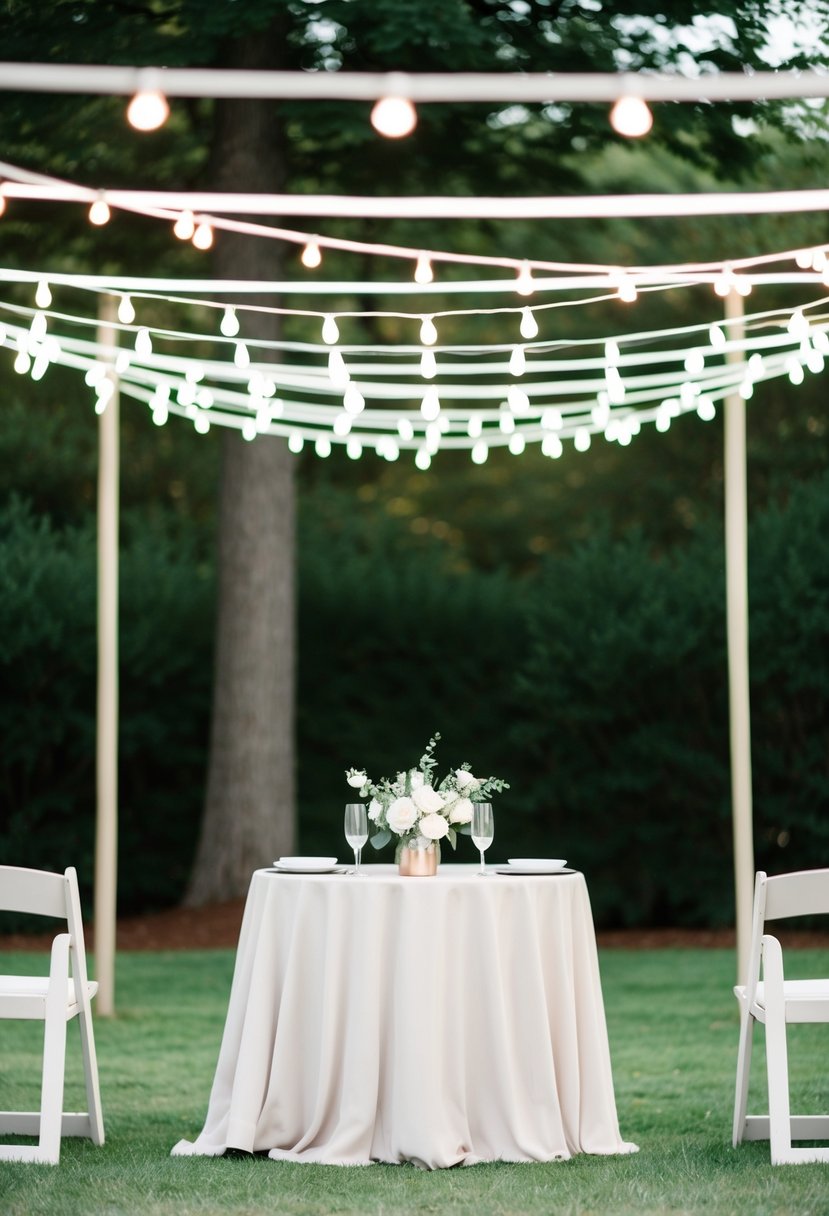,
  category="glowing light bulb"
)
[615,274,637,303]
[14,348,31,375]
[242,419,257,442]
[328,349,350,389]
[127,88,169,132]
[467,415,483,438]
[347,438,363,460]
[174,210,195,240]
[333,412,353,437]
[685,349,705,375]
[509,346,526,377]
[234,341,250,369]
[420,348,437,380]
[515,262,534,297]
[414,254,434,284]
[697,397,716,421]
[507,385,530,415]
[610,95,653,138]
[734,274,752,297]
[118,295,135,324]
[315,437,332,458]
[288,433,304,454]
[542,433,563,458]
[604,339,620,363]
[709,324,726,348]
[371,95,417,139]
[794,248,813,270]
[321,315,340,345]
[508,433,526,456]
[398,417,414,441]
[515,309,537,342]
[134,327,152,357]
[220,307,240,337]
[194,414,210,435]
[414,448,431,470]
[420,386,441,421]
[787,309,809,339]
[574,428,591,452]
[35,280,52,308]
[343,384,365,415]
[471,440,488,465]
[420,316,438,346]
[193,221,213,250]
[29,312,47,342]
[89,196,111,226]
[300,240,322,269]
